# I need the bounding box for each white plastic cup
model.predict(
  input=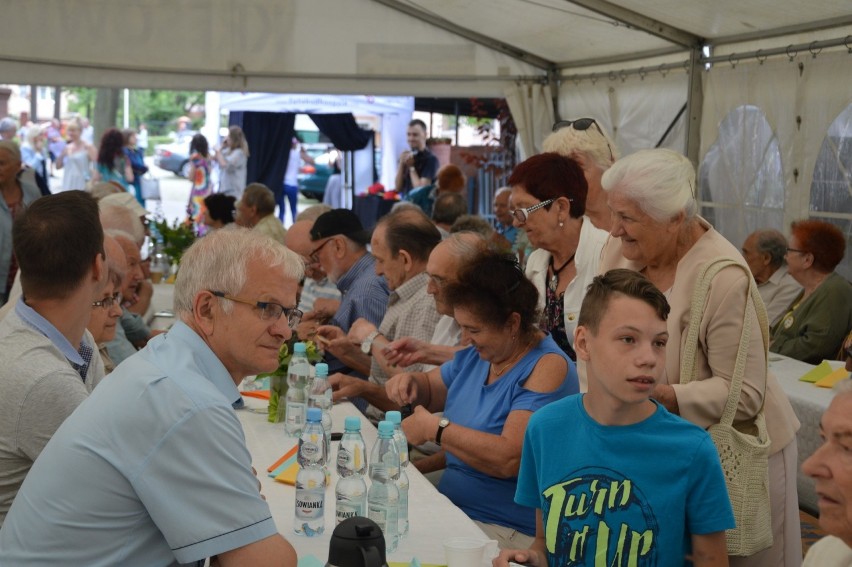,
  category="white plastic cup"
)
[444,537,498,567]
